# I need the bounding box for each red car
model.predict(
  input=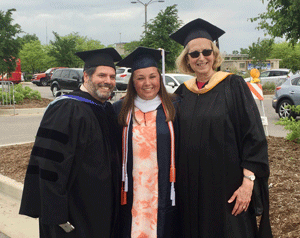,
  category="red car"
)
[31,67,67,86]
